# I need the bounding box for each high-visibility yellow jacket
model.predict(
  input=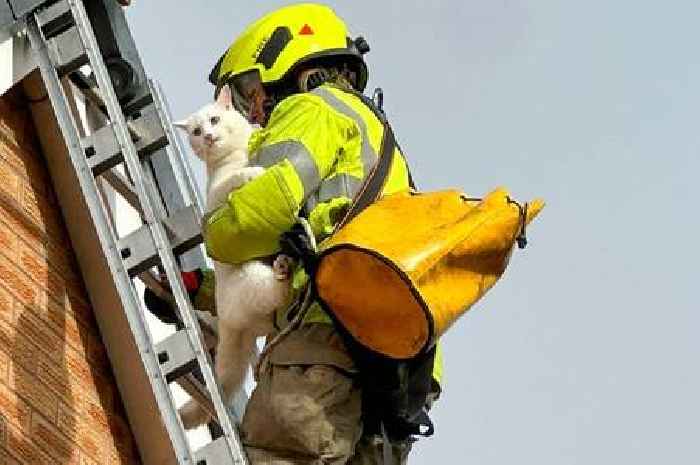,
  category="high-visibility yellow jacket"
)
[202,83,443,386]
[204,84,412,263]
